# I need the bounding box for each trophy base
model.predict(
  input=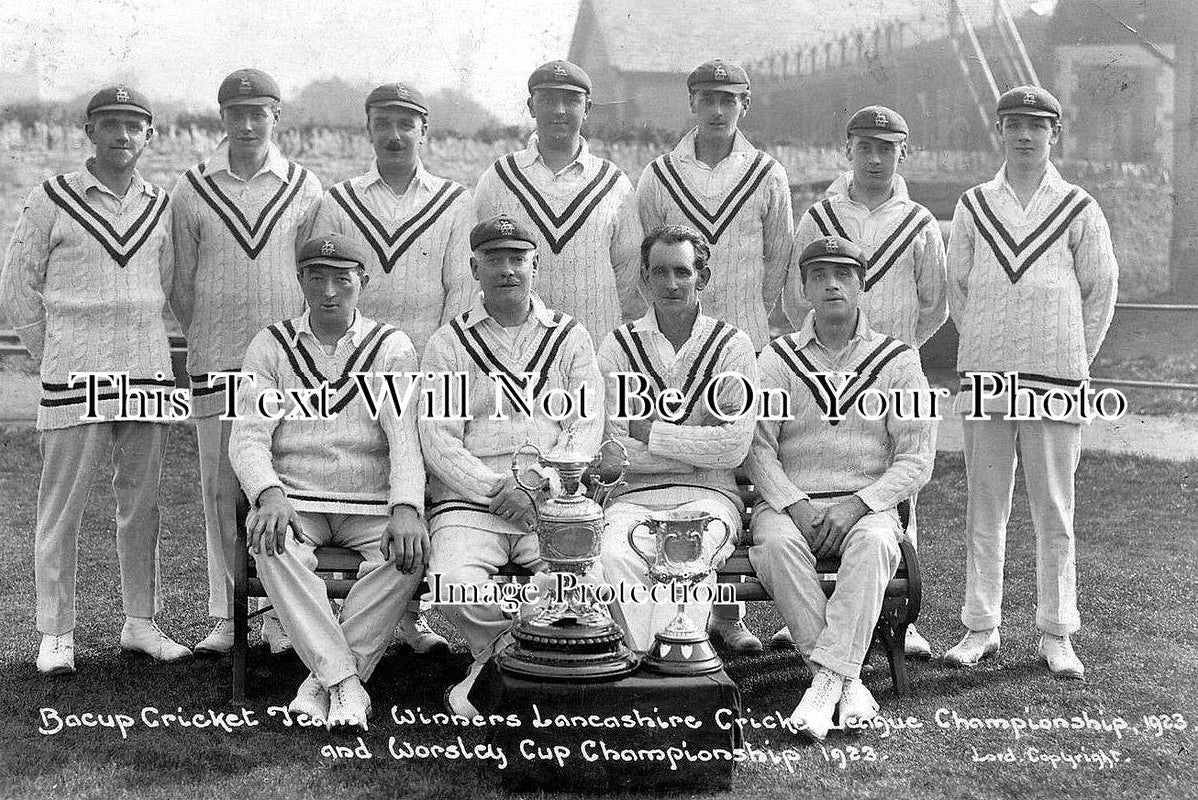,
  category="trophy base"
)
[496,618,640,681]
[641,630,724,676]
